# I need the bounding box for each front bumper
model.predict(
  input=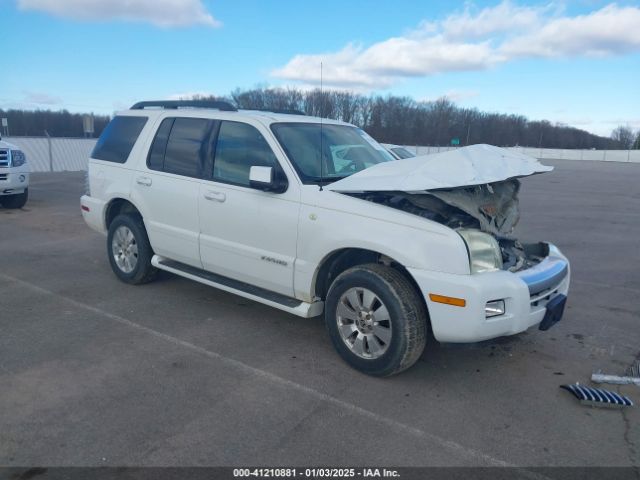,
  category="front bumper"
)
[0,170,29,195]
[408,244,570,342]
